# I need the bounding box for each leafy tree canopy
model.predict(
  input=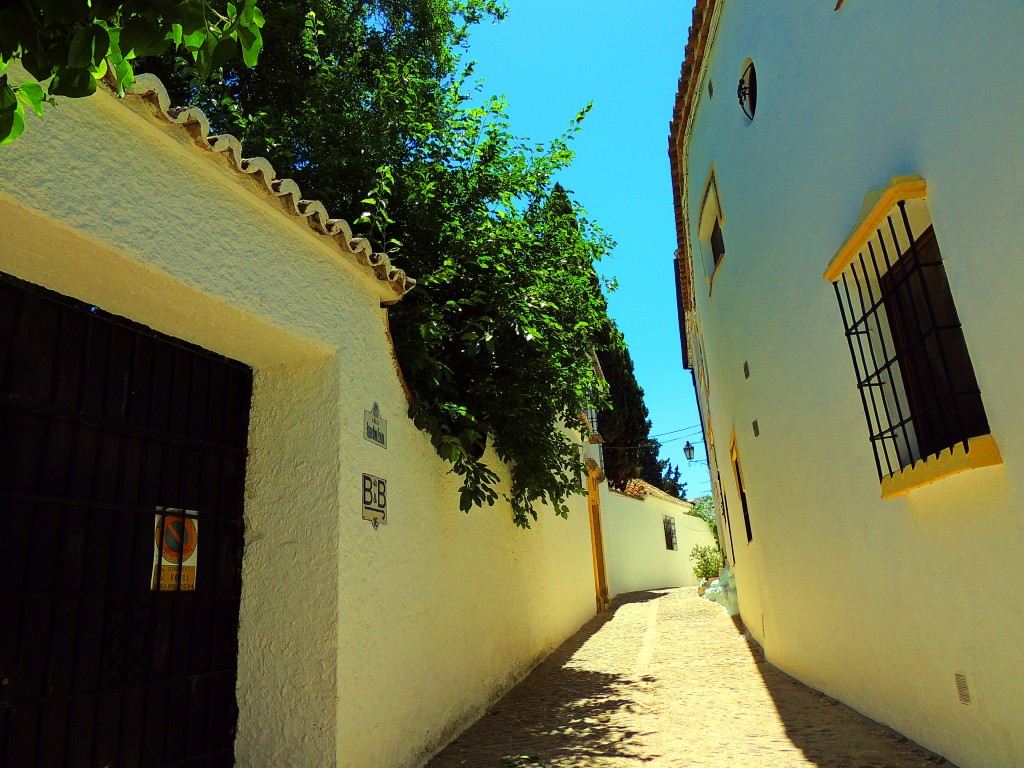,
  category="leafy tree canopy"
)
[690,494,718,544]
[0,0,265,144]
[596,324,649,487]
[597,328,686,499]
[659,462,686,500]
[5,0,660,529]
[142,0,620,526]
